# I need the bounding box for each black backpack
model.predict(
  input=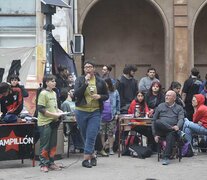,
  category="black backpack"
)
[128,144,152,159]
